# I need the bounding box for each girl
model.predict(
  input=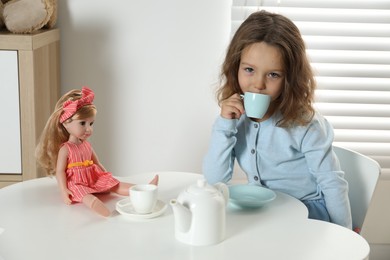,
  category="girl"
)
[203,11,352,228]
[36,87,158,217]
